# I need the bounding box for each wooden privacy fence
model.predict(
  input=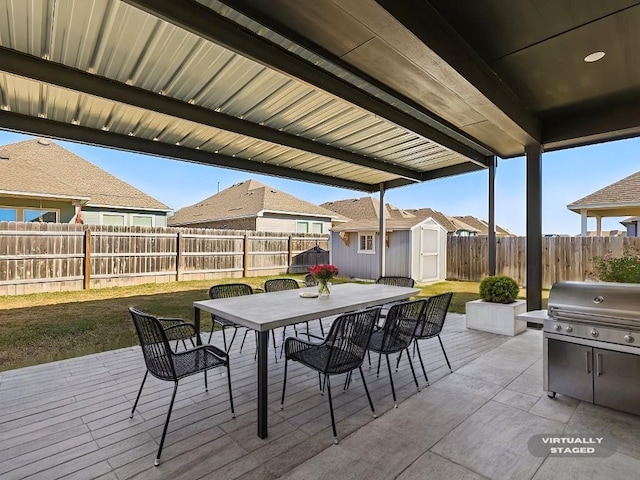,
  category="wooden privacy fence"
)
[447,235,640,289]
[0,222,328,296]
